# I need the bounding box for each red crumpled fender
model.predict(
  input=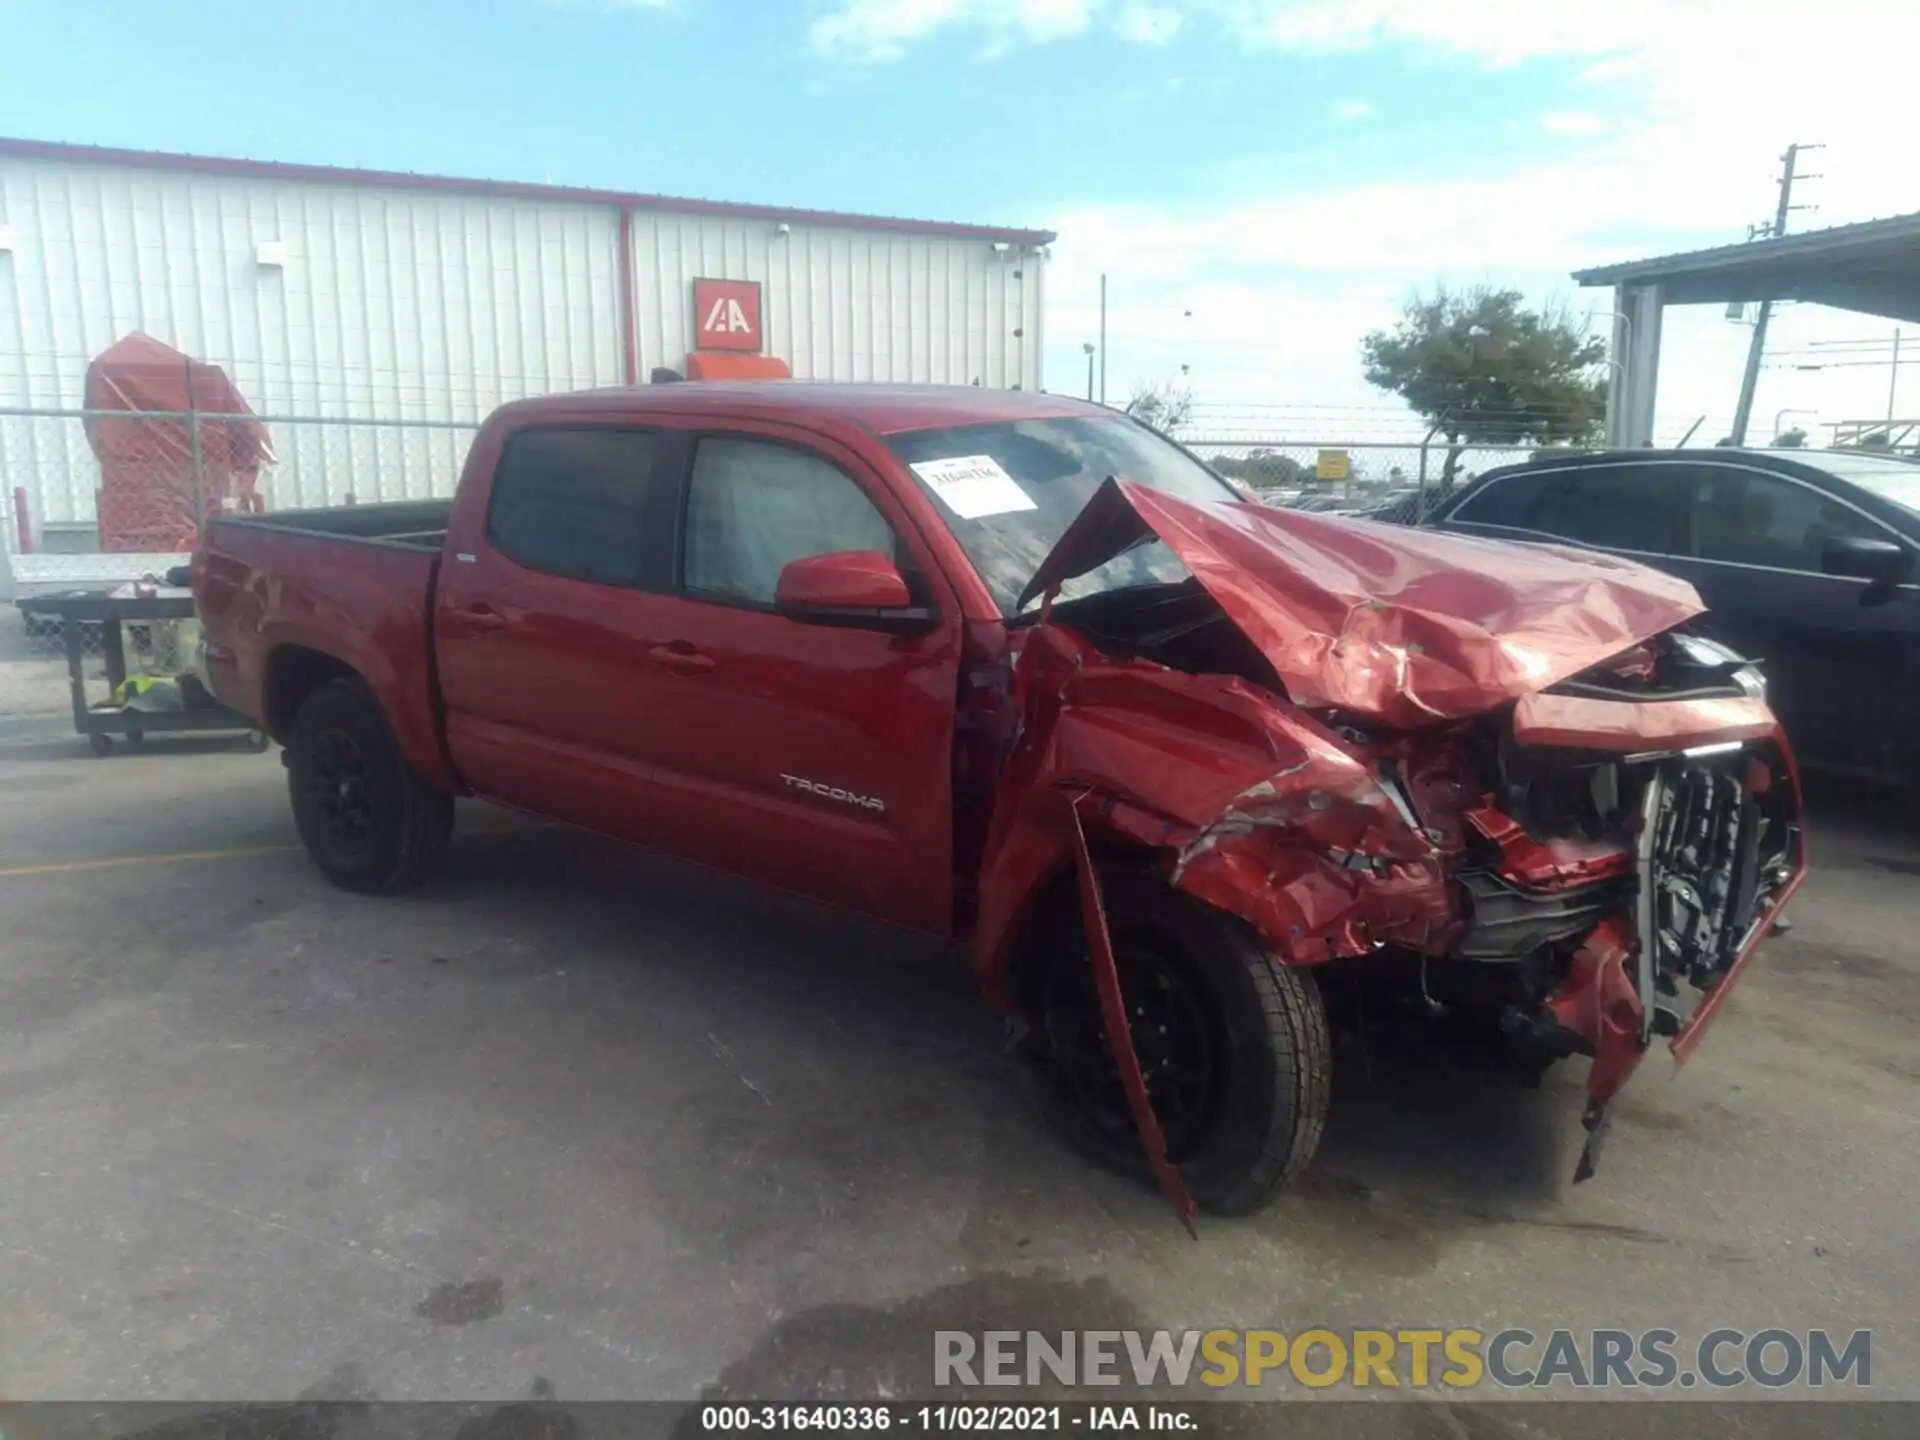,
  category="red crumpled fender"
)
[972,624,1461,1006]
